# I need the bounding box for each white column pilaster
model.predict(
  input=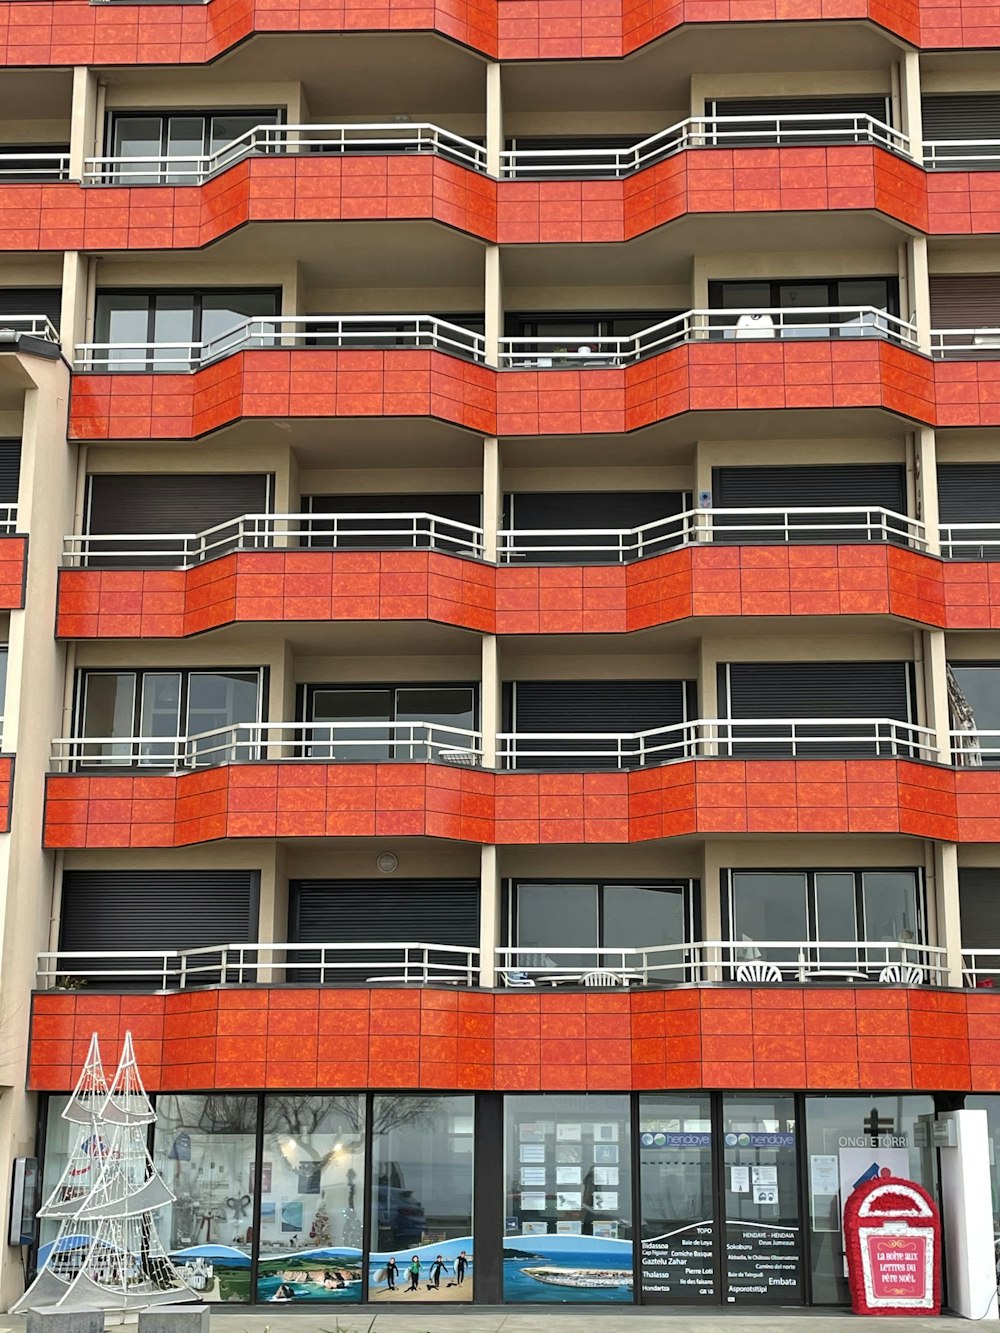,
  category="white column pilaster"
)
[485,246,503,367]
[486,62,503,177]
[479,844,501,986]
[481,633,500,767]
[933,840,963,988]
[69,66,100,180]
[914,426,940,554]
[483,437,501,561]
